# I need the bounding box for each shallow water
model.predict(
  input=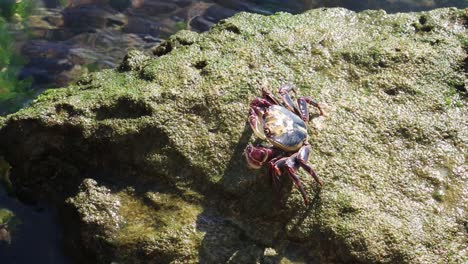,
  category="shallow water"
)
[0,0,466,263]
[0,185,70,263]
